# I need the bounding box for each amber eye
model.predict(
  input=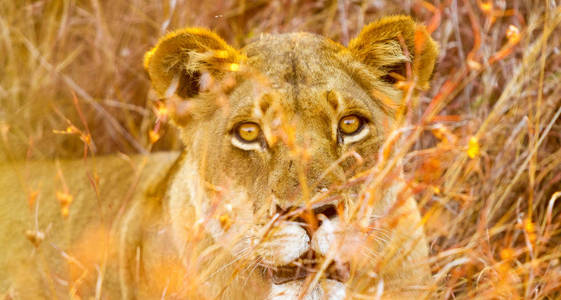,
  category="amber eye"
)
[339,115,362,135]
[236,122,261,142]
